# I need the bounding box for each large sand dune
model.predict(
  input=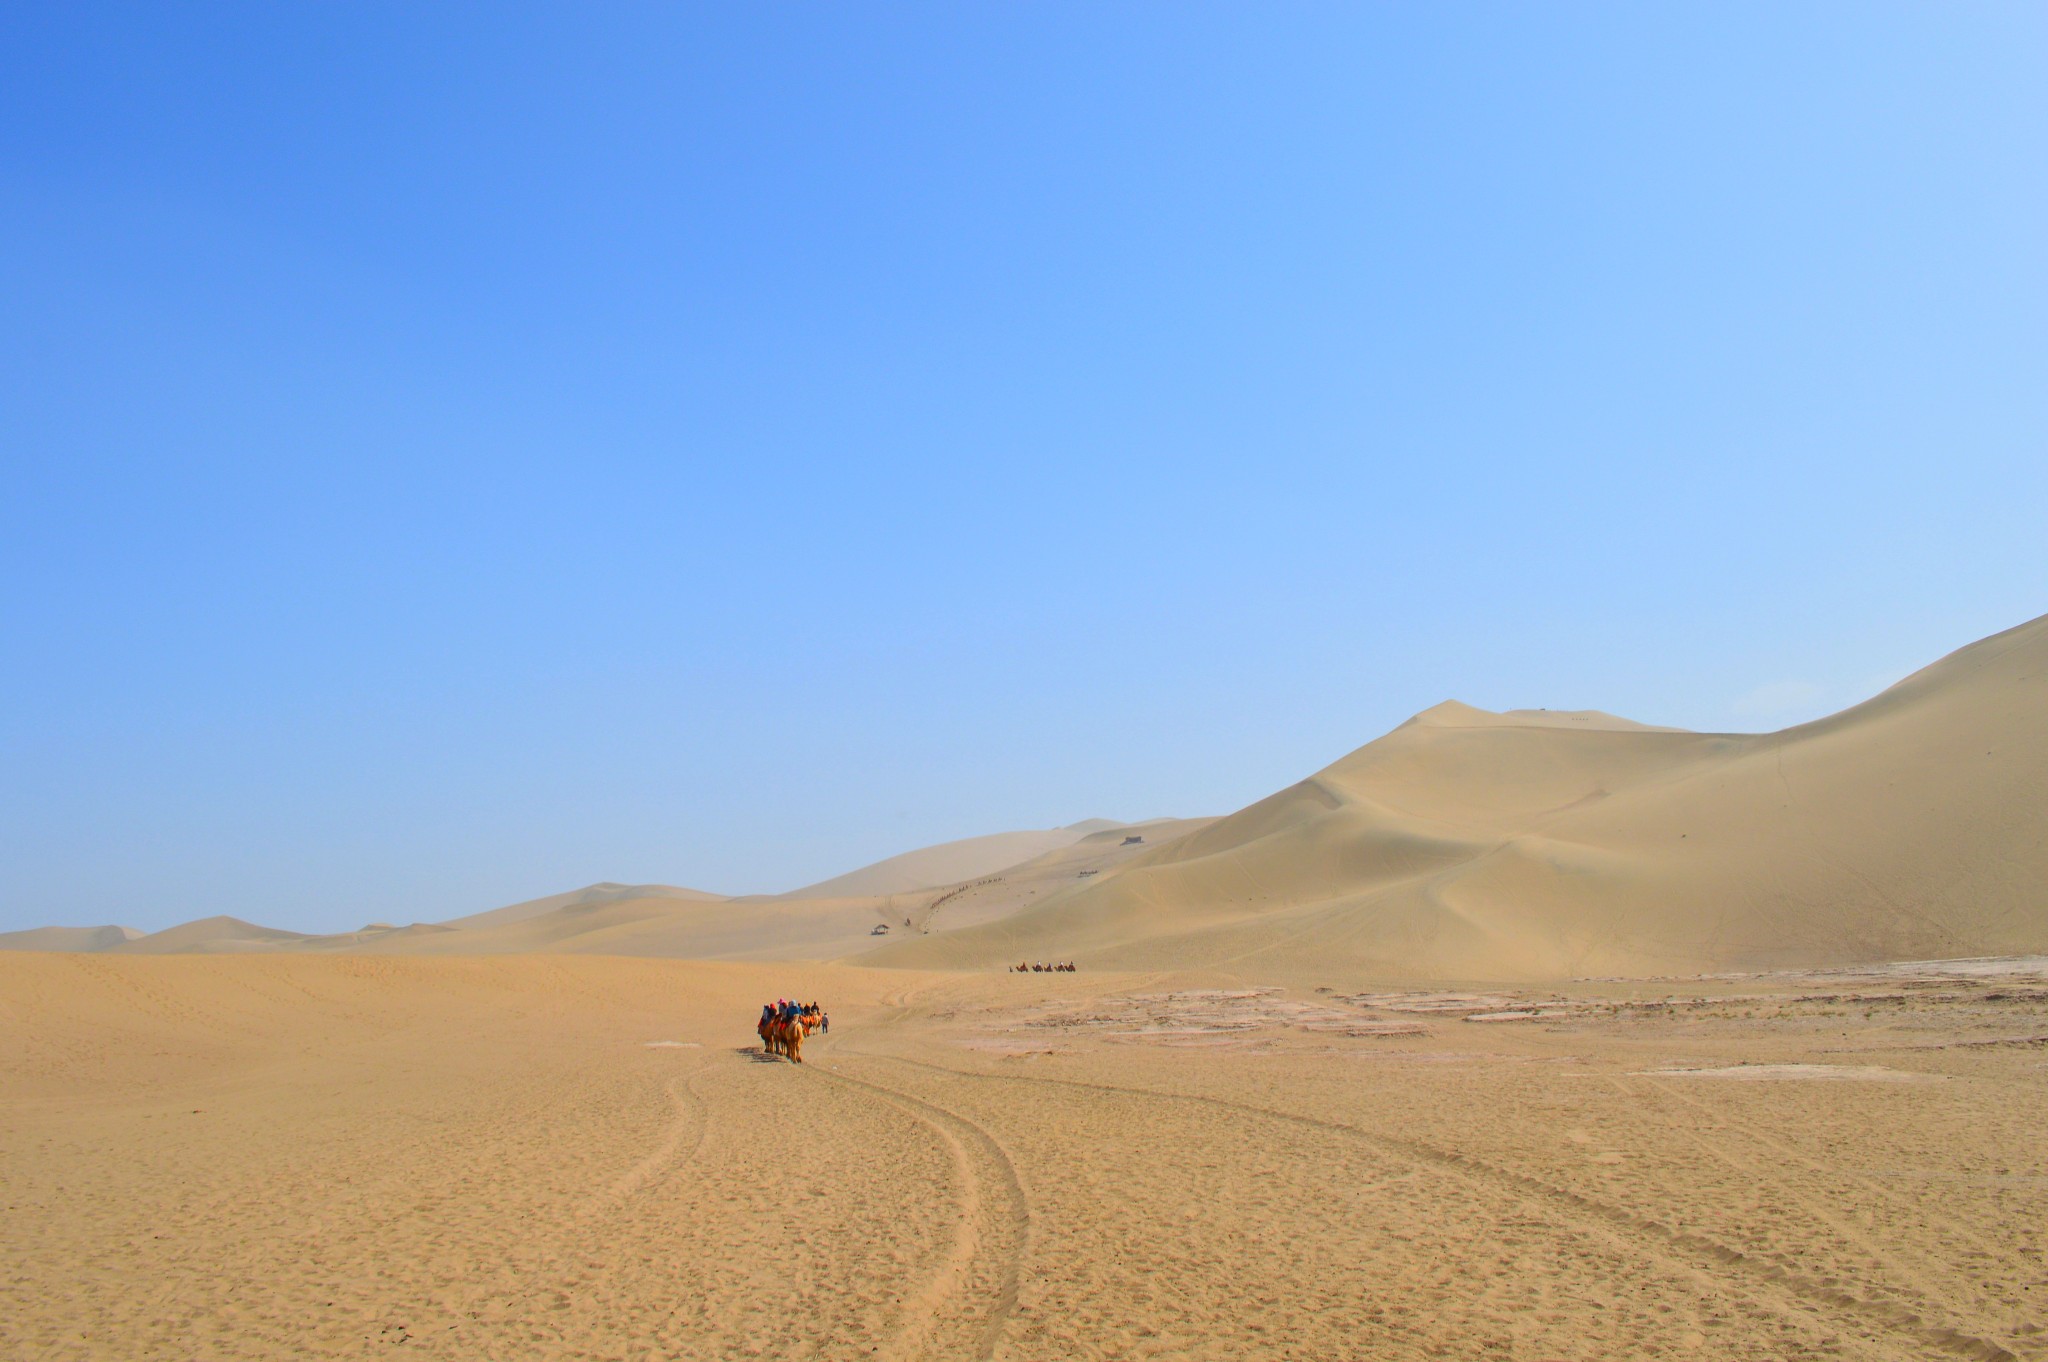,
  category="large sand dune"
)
[877,613,2048,980]
[8,614,2044,980]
